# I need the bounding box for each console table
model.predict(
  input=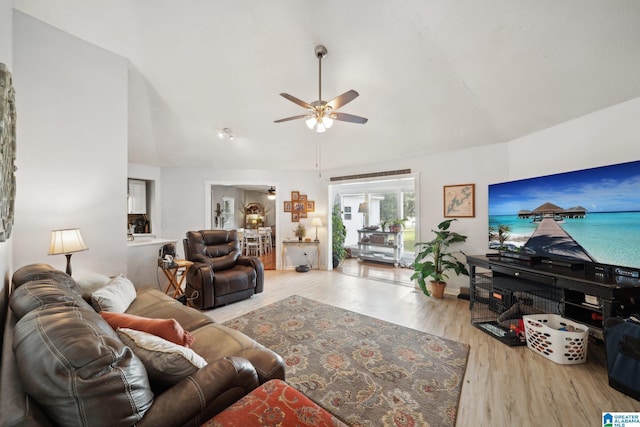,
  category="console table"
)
[467,254,640,344]
[357,230,403,266]
[281,241,320,271]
